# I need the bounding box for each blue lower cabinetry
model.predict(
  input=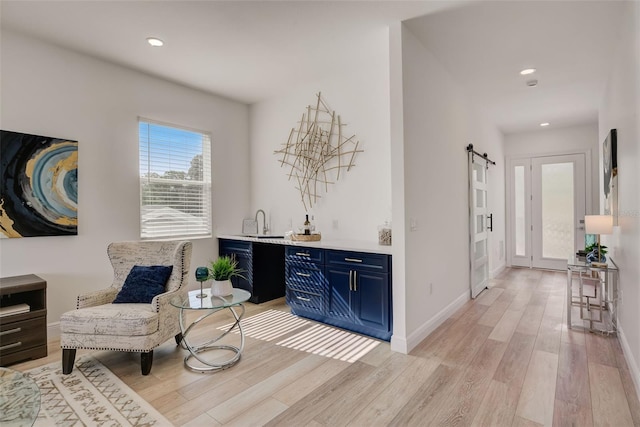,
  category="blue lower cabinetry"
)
[219,239,285,304]
[286,247,392,341]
